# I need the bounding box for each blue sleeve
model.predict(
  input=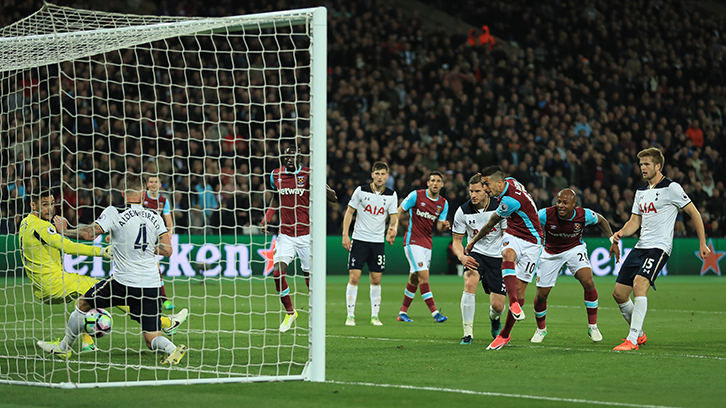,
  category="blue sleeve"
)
[538,208,547,227]
[163,199,171,215]
[438,200,449,221]
[496,196,521,218]
[401,191,417,211]
[270,172,277,190]
[584,208,598,226]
